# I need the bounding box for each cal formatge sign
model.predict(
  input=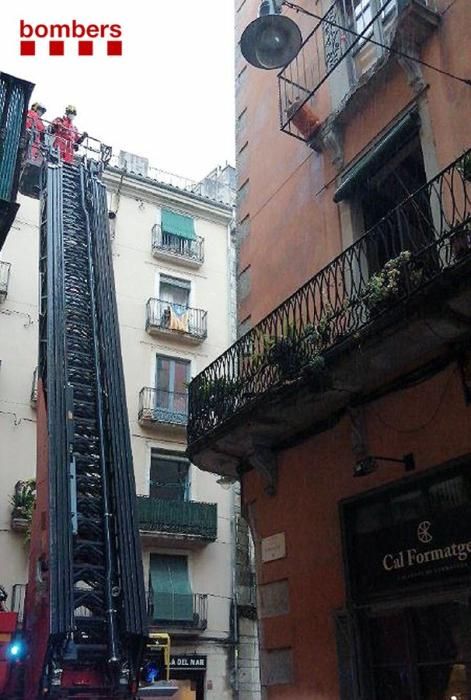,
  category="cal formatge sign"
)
[343,468,471,602]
